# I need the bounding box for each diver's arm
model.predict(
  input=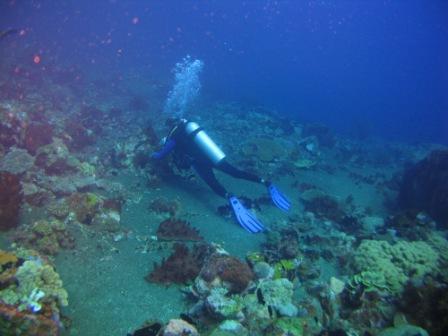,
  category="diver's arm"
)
[151,138,176,159]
